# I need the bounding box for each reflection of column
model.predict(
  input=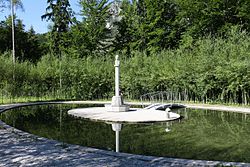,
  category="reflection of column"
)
[59,107,63,141]
[112,123,122,152]
[165,108,171,132]
[184,108,188,119]
[60,109,62,129]
[165,108,171,119]
[115,131,119,152]
[165,122,171,132]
